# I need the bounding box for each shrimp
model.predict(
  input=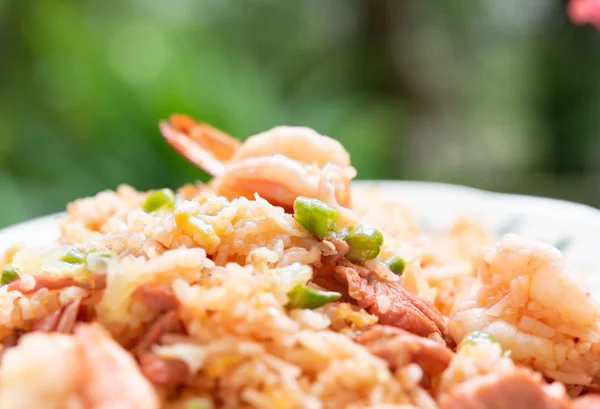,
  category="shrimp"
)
[0,323,159,409]
[0,332,82,409]
[449,233,600,387]
[437,334,575,409]
[159,114,356,214]
[229,125,350,168]
[76,324,159,409]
